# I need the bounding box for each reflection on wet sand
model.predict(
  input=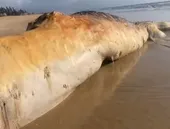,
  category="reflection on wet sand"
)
[81,32,170,129]
[22,44,148,129]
